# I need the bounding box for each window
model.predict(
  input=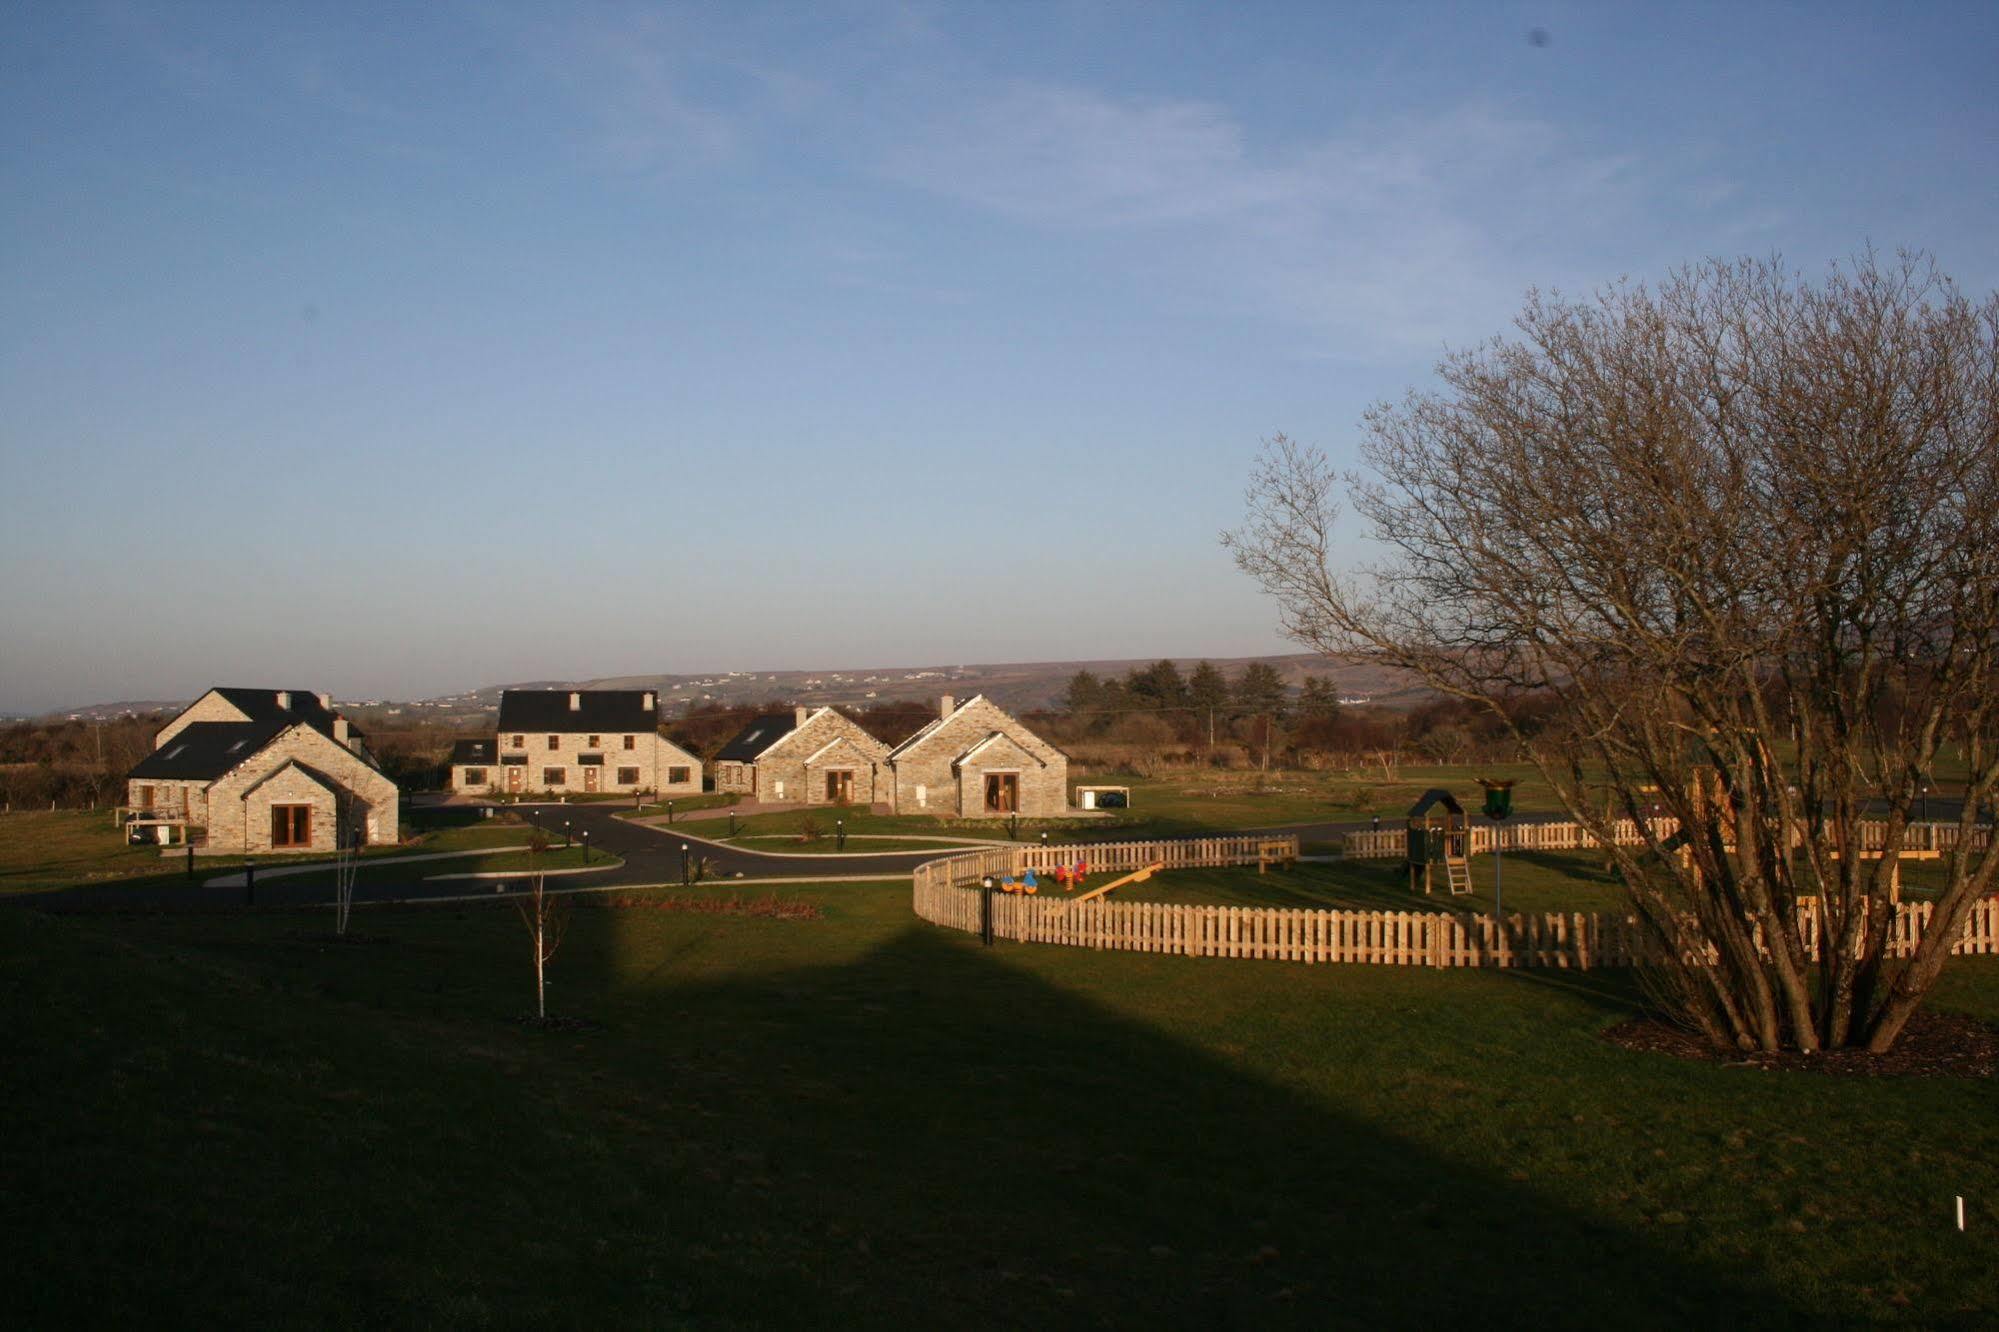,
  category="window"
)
[616,766,641,786]
[543,767,566,787]
[271,804,311,848]
[547,734,560,750]
[510,734,524,749]
[589,735,601,748]
[623,735,636,750]
[984,773,1019,813]
[137,784,154,810]
[668,766,690,785]
[825,770,854,804]
[464,768,488,786]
